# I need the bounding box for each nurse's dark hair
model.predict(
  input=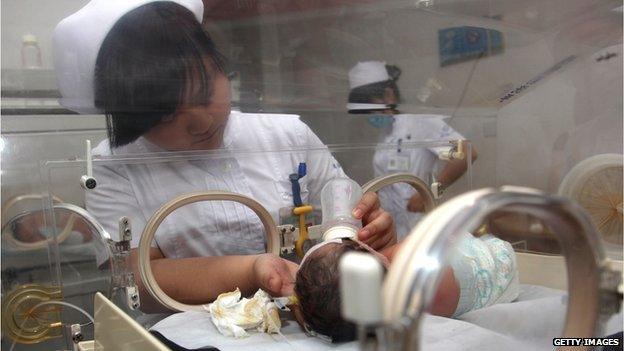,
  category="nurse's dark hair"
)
[94,1,227,148]
[347,64,401,114]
